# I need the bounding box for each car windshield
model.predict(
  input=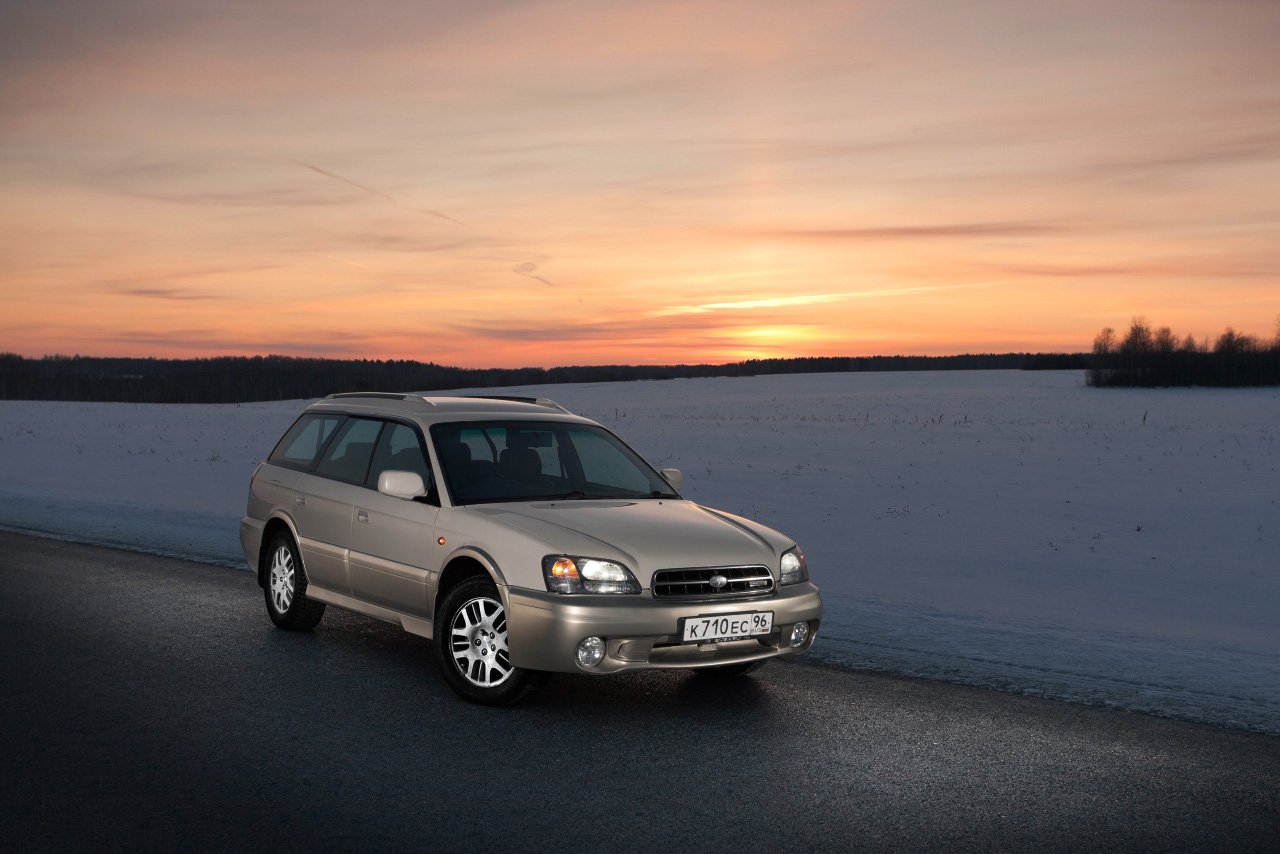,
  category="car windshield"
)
[430,420,679,505]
